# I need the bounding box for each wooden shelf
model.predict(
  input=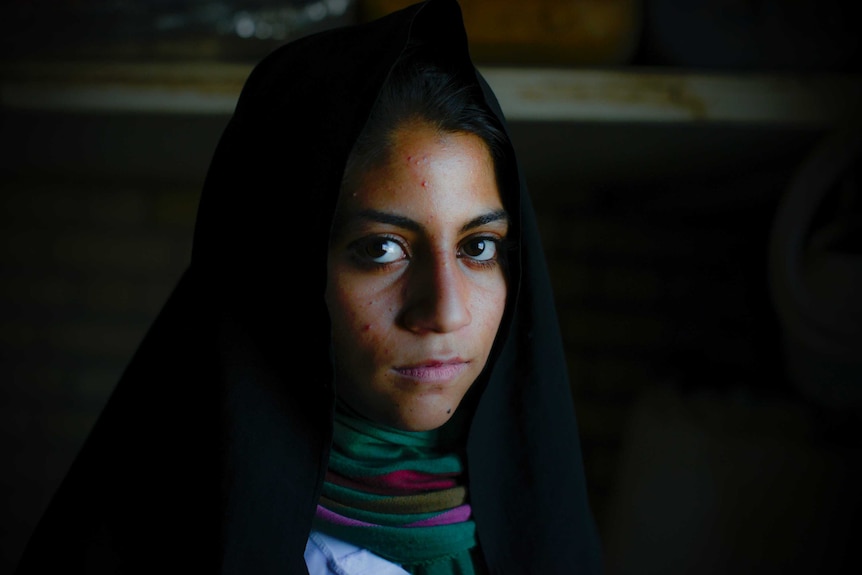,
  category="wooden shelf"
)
[2,61,860,186]
[481,68,862,127]
[3,61,862,127]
